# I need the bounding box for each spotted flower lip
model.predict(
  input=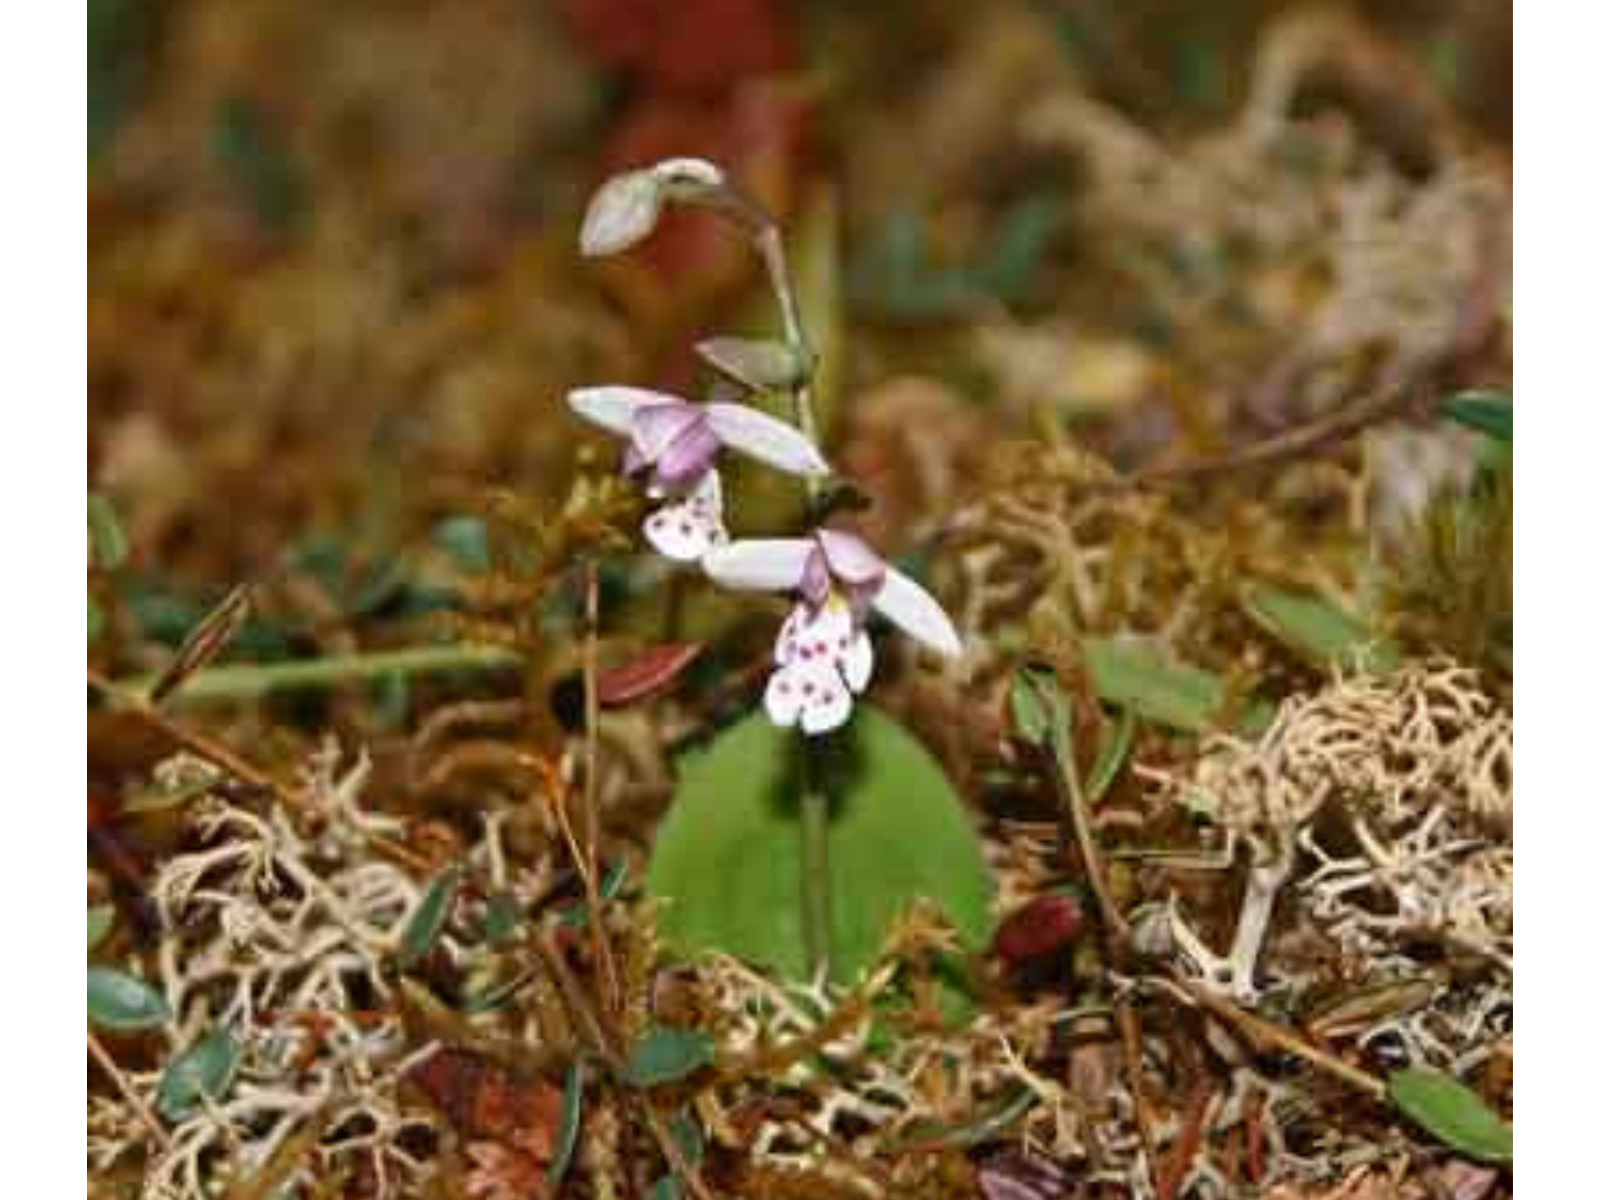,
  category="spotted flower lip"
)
[568,386,829,562]
[703,530,963,660]
[705,530,959,734]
